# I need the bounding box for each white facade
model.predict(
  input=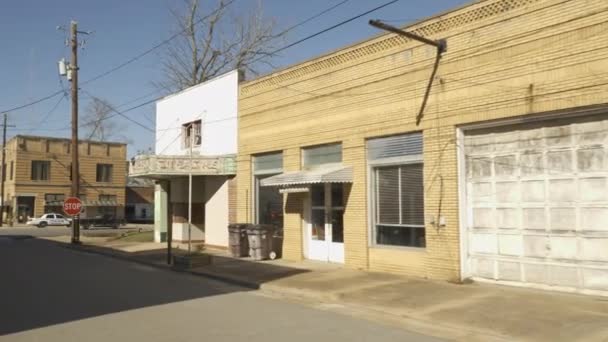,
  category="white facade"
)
[459,114,608,295]
[148,70,239,246]
[155,70,239,157]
